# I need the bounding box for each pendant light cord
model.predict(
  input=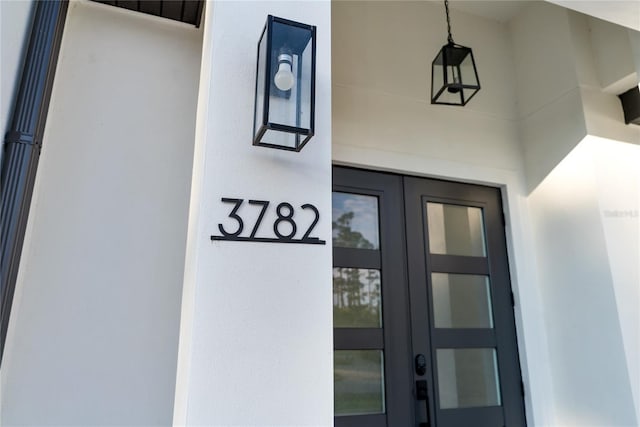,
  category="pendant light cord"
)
[444,0,454,44]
